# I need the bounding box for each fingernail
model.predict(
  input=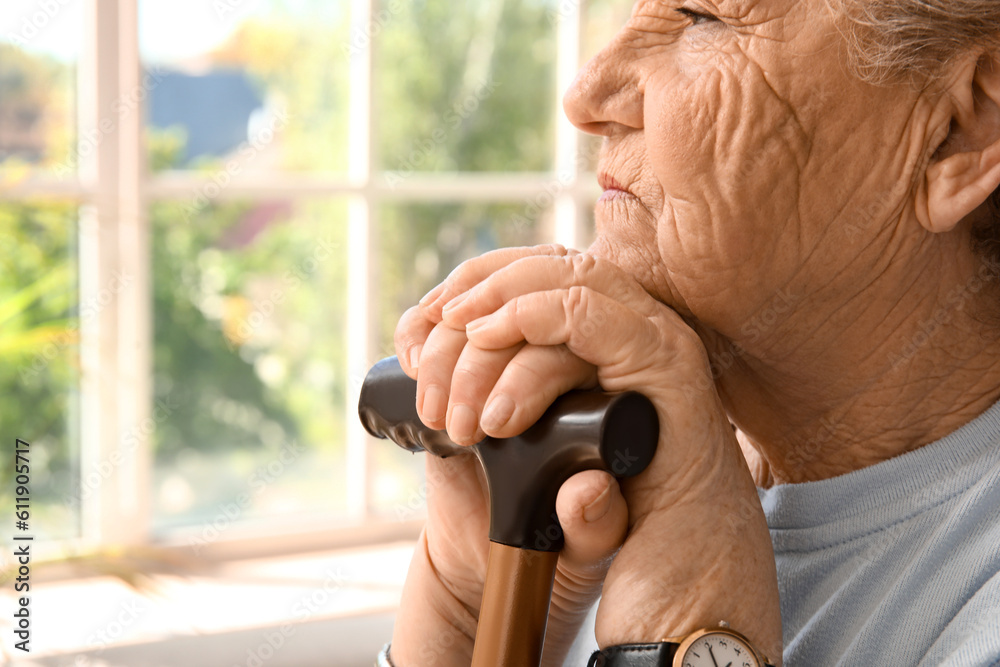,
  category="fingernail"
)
[422,385,447,423]
[442,291,470,314]
[418,286,443,306]
[419,290,448,311]
[465,317,488,334]
[449,404,479,443]
[407,344,422,372]
[583,483,613,523]
[481,394,515,432]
